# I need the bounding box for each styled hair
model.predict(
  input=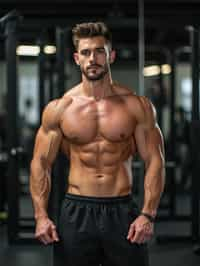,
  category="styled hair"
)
[72,22,112,50]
